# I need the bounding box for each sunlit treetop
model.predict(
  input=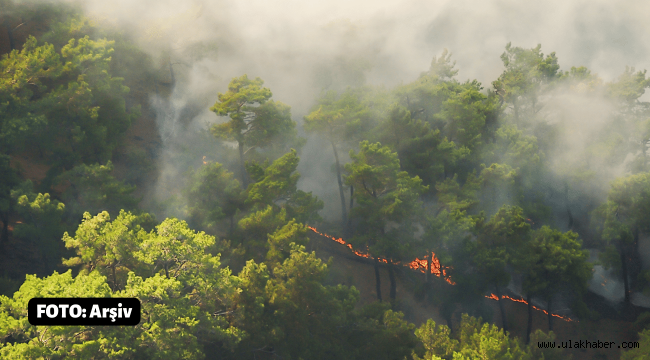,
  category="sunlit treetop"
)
[210,74,273,143]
